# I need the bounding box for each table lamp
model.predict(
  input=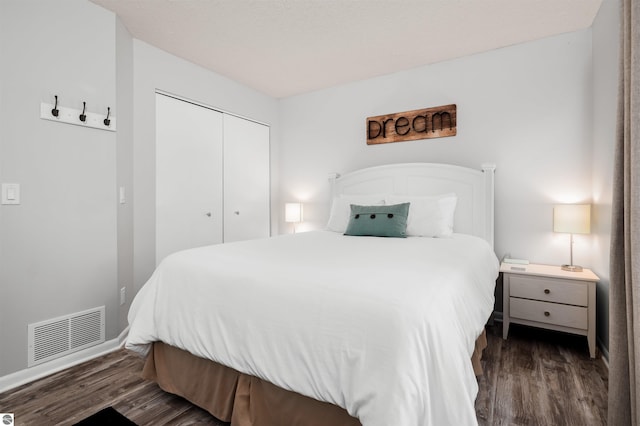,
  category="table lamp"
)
[285,203,303,233]
[553,204,591,272]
